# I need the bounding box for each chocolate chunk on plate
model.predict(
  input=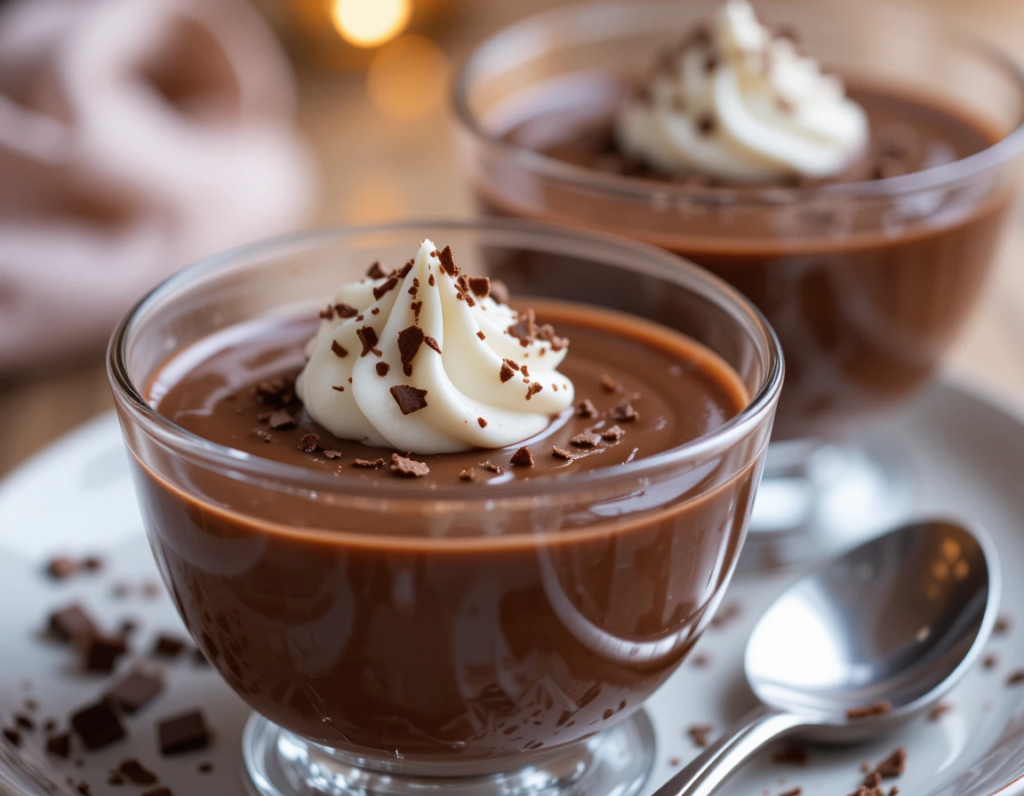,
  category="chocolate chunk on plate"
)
[48,603,98,644]
[158,710,211,755]
[46,731,72,758]
[71,699,125,751]
[151,634,188,659]
[106,666,164,714]
[83,634,128,674]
